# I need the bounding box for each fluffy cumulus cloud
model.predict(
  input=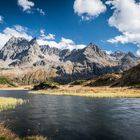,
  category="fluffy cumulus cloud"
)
[17,0,34,12]
[73,0,106,20]
[0,25,32,48]
[57,38,86,50]
[106,0,140,56]
[0,16,4,23]
[17,0,45,15]
[37,30,86,50]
